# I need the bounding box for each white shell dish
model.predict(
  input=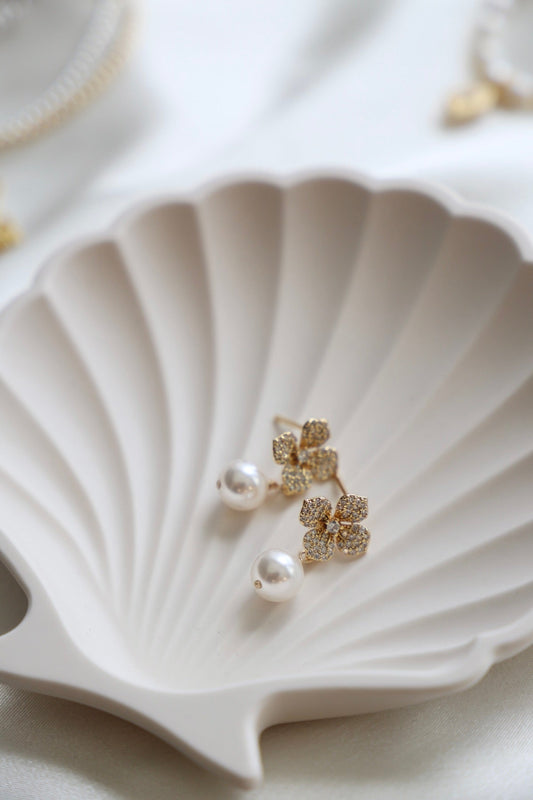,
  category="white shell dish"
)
[0,173,532,788]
